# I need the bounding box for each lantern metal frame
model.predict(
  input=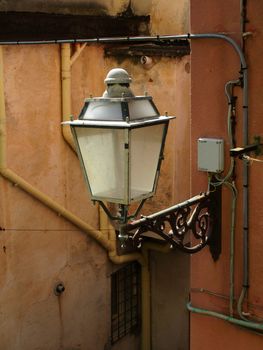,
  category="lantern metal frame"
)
[64,94,174,206]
